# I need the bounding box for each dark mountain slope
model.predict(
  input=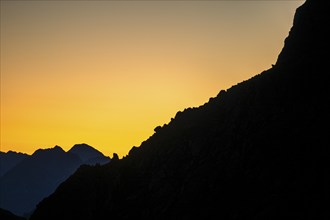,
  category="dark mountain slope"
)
[0,145,110,216]
[0,151,28,177]
[0,146,82,216]
[0,208,25,220]
[31,0,330,219]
